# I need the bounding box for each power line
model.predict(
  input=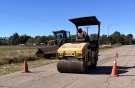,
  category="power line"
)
[0,9,45,23]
